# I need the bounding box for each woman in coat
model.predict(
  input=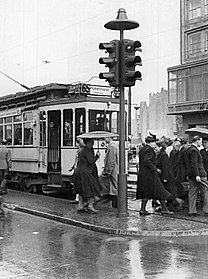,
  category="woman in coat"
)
[74,138,101,213]
[136,134,172,215]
